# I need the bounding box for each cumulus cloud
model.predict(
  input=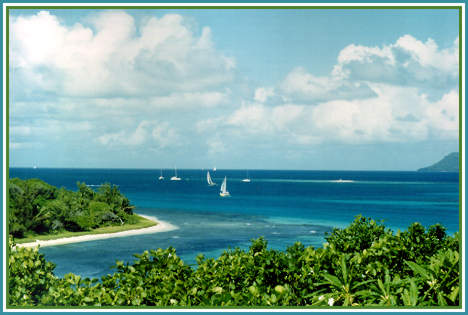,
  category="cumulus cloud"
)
[199,84,458,146]
[209,34,458,147]
[10,10,235,157]
[9,8,459,168]
[10,10,235,98]
[279,35,458,106]
[333,35,459,89]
